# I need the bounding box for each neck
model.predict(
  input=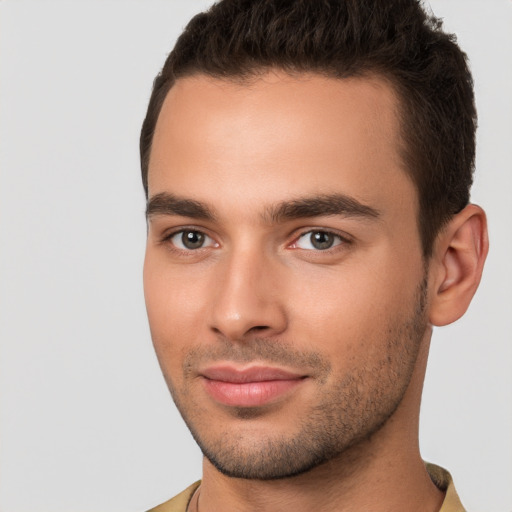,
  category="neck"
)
[197,330,444,512]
